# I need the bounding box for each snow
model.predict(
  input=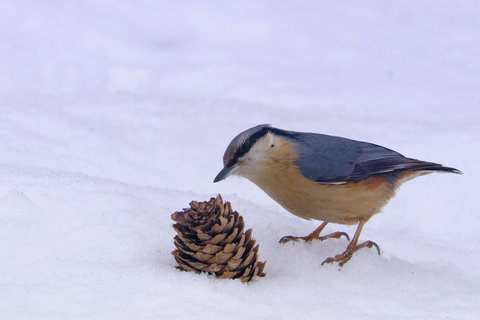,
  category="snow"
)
[1,0,479,319]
